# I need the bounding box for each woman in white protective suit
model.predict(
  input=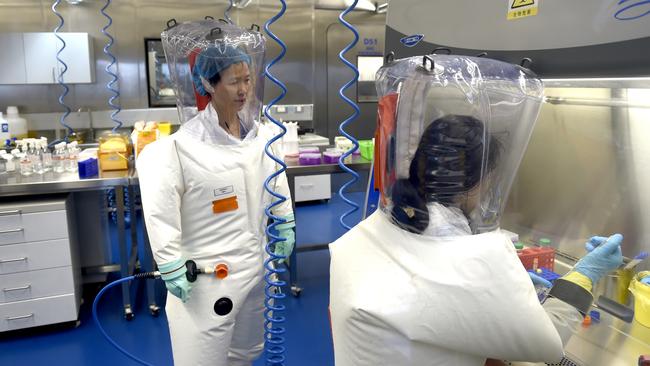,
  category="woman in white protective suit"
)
[329,55,623,366]
[137,20,295,366]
